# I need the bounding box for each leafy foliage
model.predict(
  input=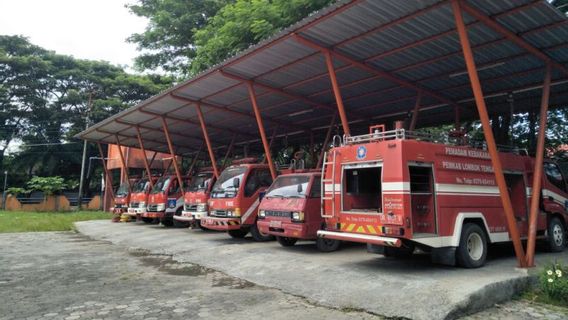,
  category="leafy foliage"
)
[190,0,333,74]
[6,187,27,195]
[127,0,231,76]
[539,262,568,304]
[26,176,66,195]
